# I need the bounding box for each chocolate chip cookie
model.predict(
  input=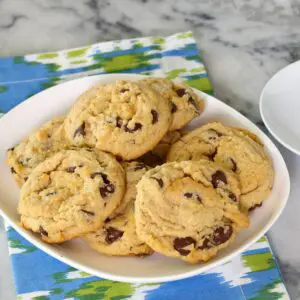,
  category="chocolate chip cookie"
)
[214,131,273,213]
[83,161,152,256]
[18,149,125,243]
[141,78,204,130]
[135,160,249,263]
[64,80,172,160]
[7,117,68,186]
[167,122,274,212]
